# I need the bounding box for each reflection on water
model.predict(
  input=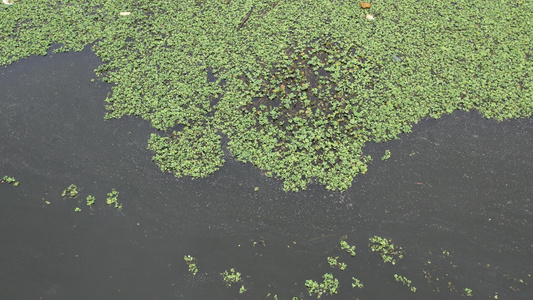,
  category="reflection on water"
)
[1,48,532,299]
